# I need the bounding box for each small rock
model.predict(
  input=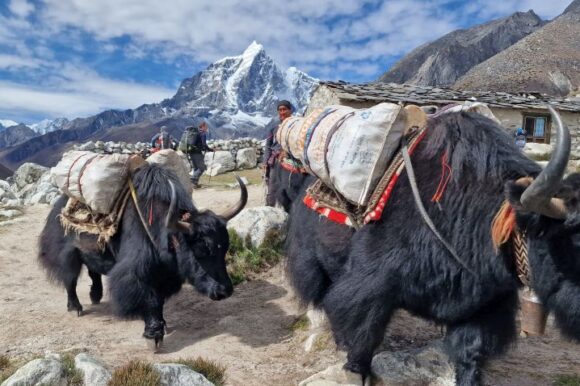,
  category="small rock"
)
[74,353,111,386]
[299,364,362,386]
[371,342,455,386]
[153,363,214,386]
